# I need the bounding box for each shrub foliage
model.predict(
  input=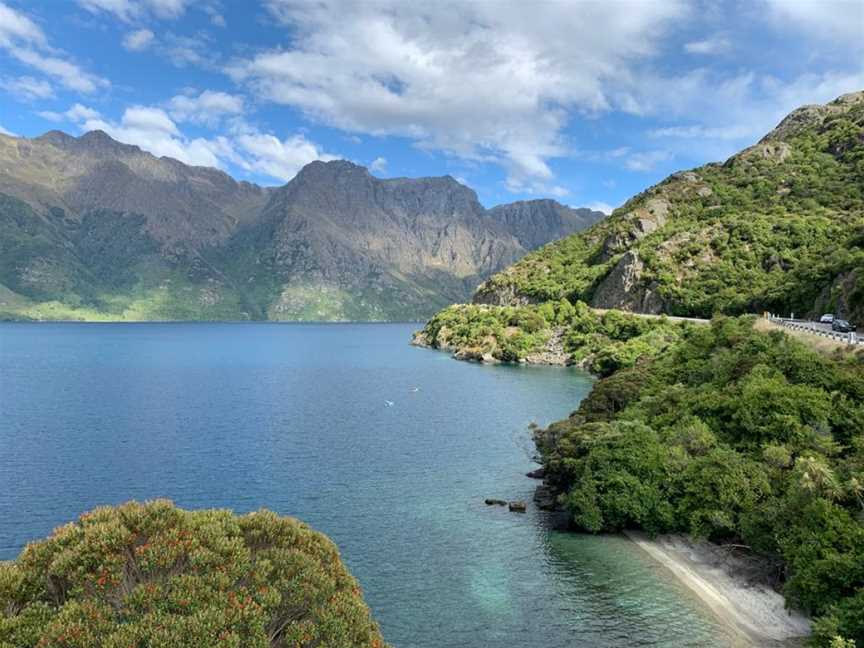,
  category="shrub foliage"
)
[0,500,387,648]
